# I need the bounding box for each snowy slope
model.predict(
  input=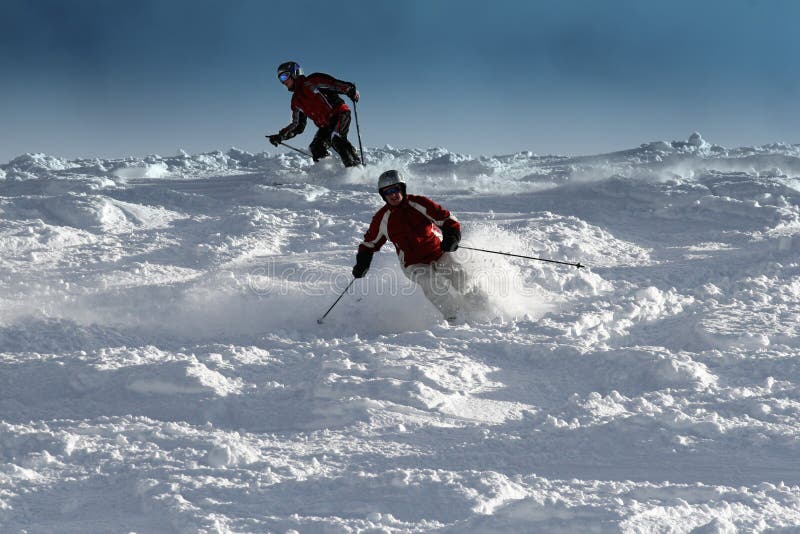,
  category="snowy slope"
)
[1,133,799,532]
